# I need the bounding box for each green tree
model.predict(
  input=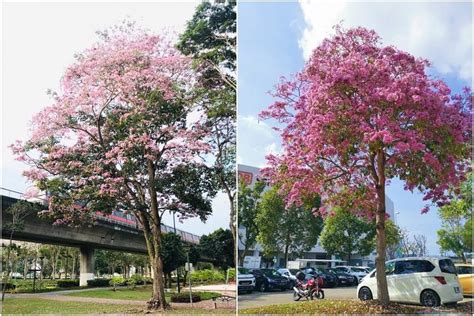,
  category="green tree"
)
[161,233,186,288]
[320,208,401,262]
[178,1,237,243]
[237,180,265,266]
[199,228,234,270]
[2,201,40,301]
[256,186,323,267]
[437,201,471,262]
